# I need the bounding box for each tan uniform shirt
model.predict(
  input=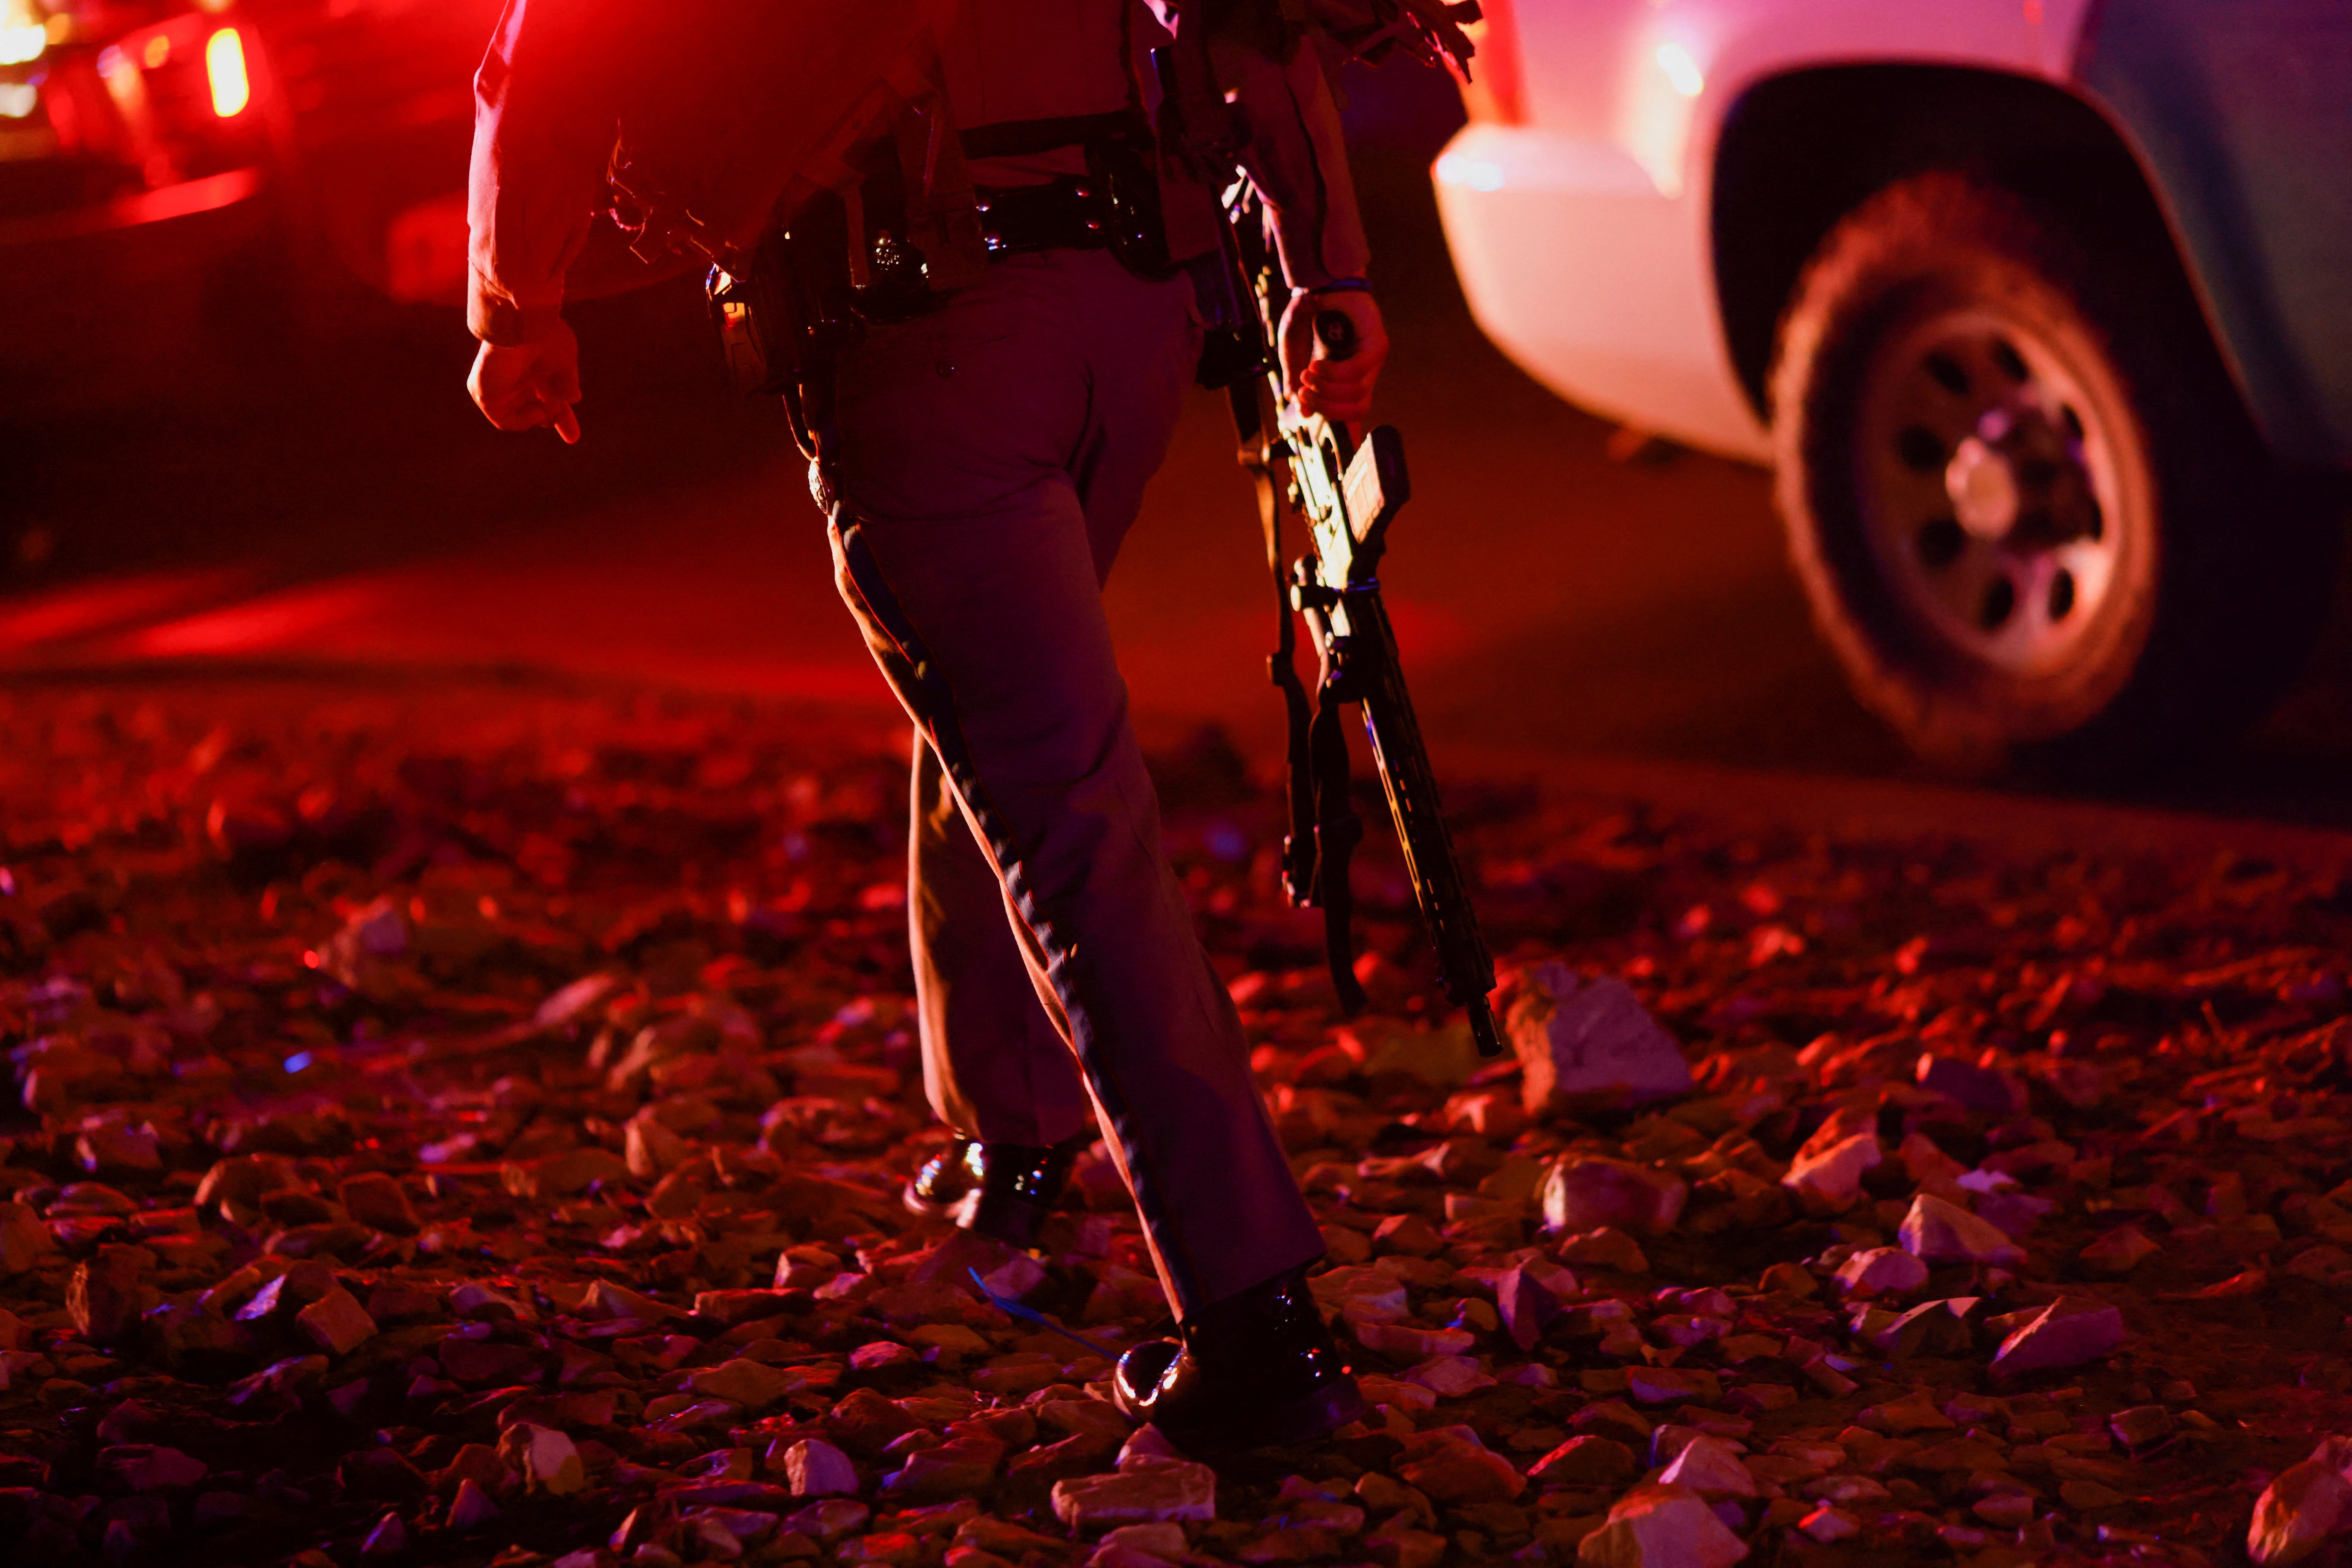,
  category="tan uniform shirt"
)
[943,0,1370,292]
[467,0,1371,343]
